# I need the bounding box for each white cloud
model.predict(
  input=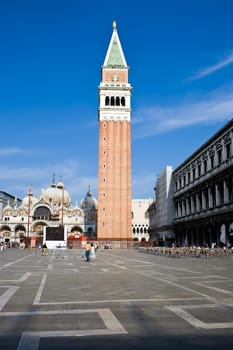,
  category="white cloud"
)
[188,52,233,81]
[0,147,50,157]
[0,167,45,180]
[133,87,233,140]
[0,147,24,156]
[0,158,98,202]
[0,159,79,181]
